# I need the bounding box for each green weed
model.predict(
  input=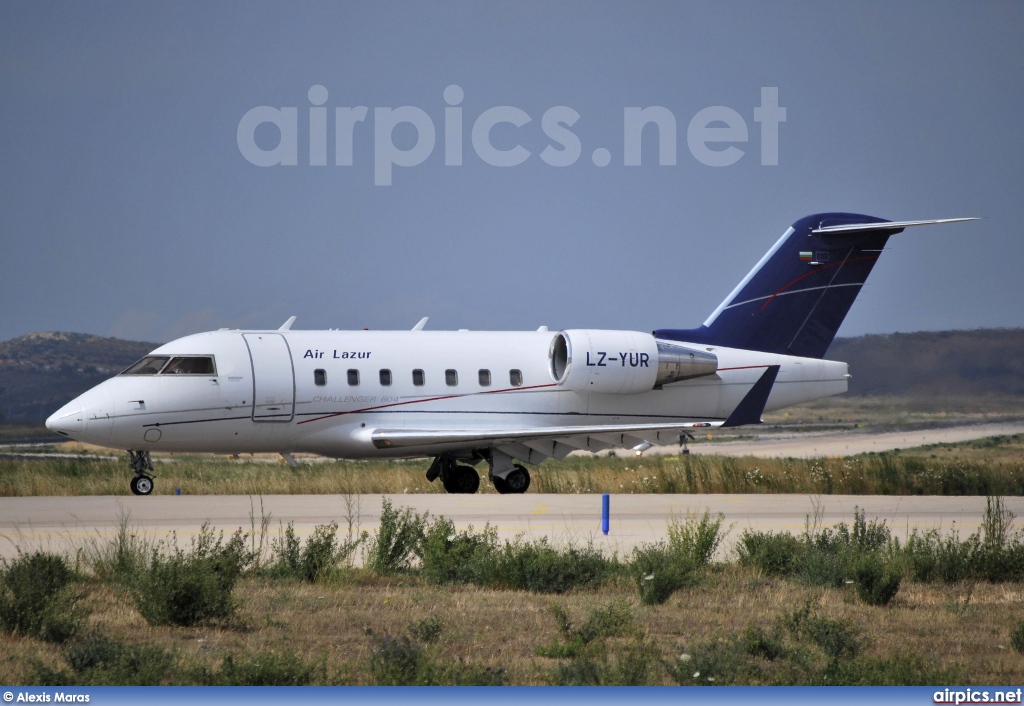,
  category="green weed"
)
[132,524,249,627]
[269,521,364,582]
[34,635,176,685]
[0,551,84,643]
[365,499,428,575]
